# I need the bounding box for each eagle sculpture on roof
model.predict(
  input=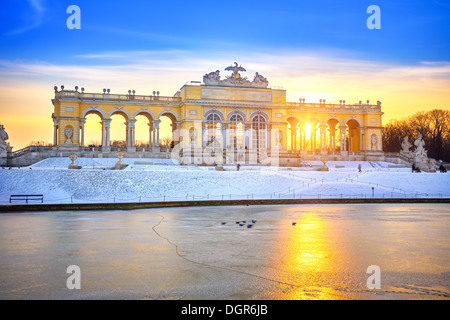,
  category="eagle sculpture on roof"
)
[225,62,246,80]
